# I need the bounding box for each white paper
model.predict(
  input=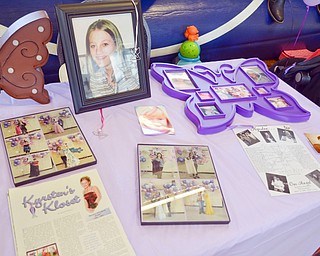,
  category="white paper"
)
[234,125,320,196]
[7,169,135,256]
